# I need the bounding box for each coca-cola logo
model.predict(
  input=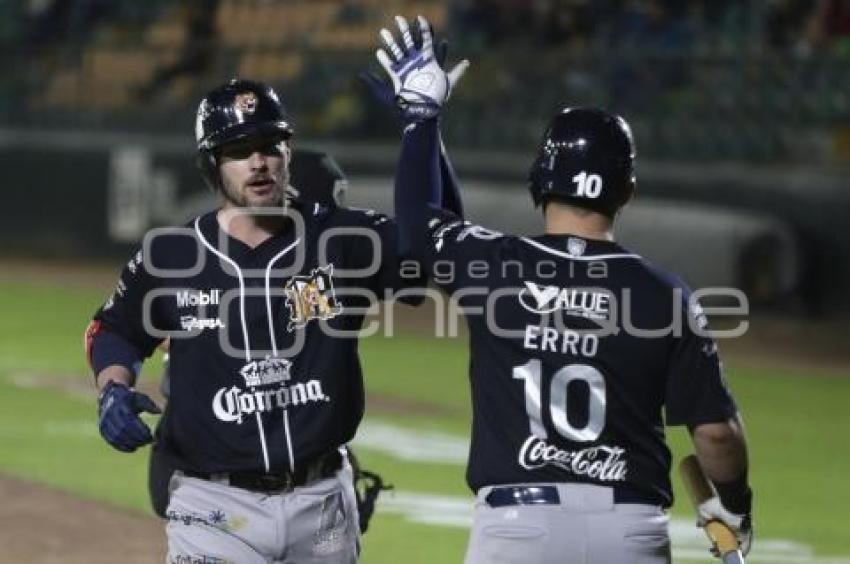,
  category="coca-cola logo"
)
[517,435,628,482]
